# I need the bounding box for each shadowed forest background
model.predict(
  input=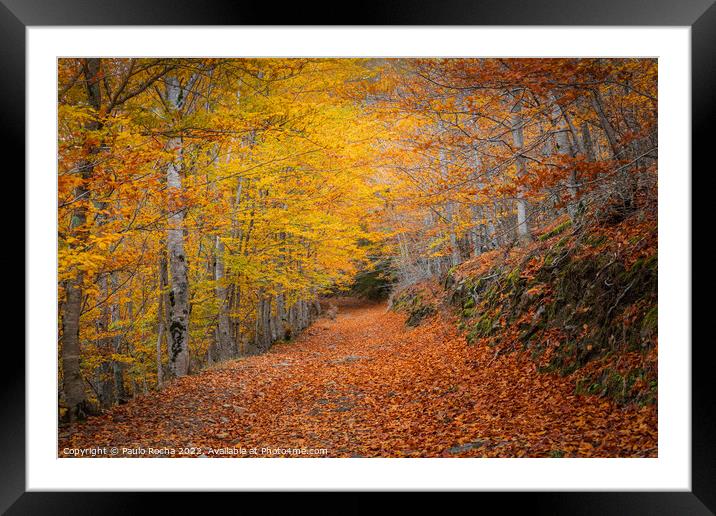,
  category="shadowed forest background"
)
[58,58,657,457]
